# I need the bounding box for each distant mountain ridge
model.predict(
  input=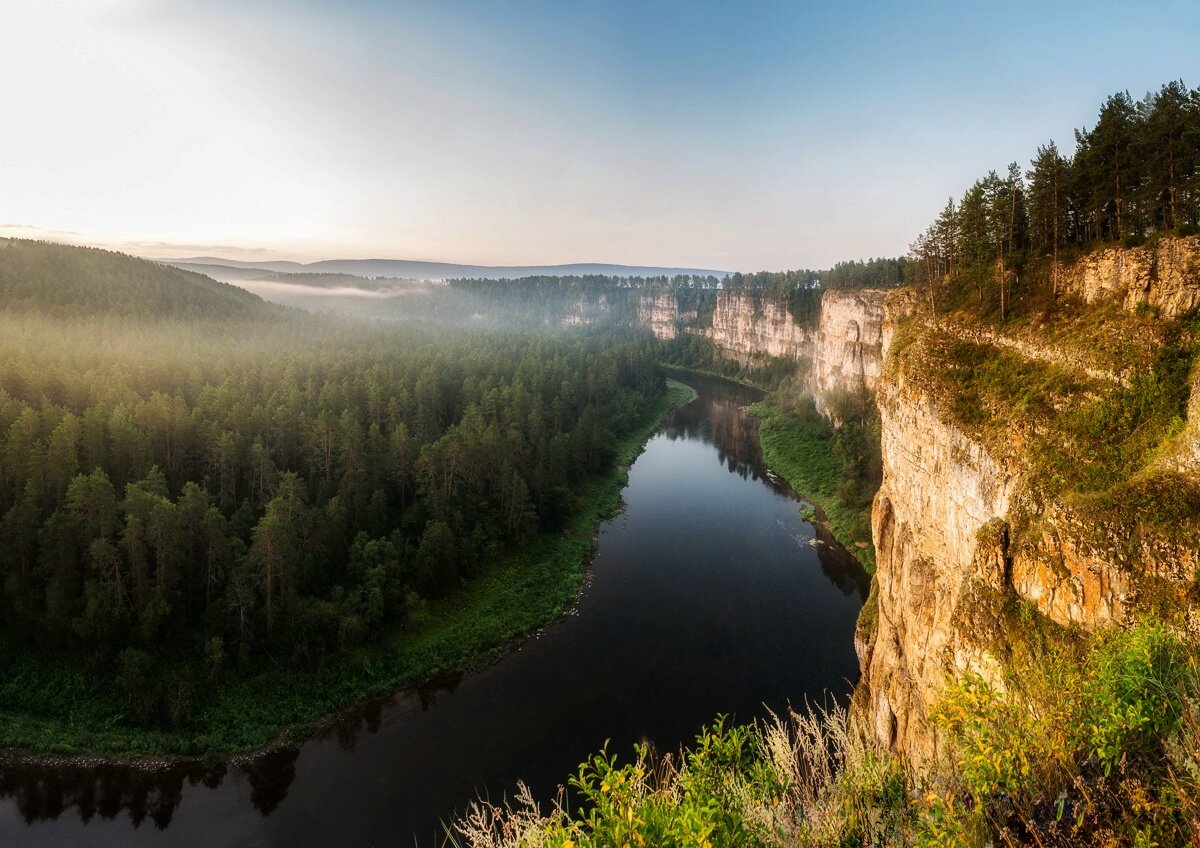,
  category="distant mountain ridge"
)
[165,256,729,281]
